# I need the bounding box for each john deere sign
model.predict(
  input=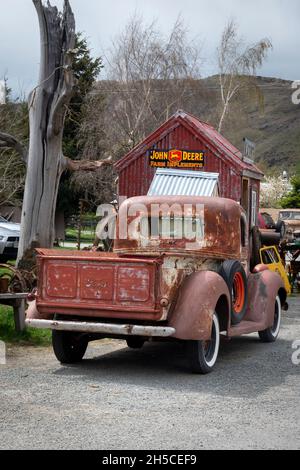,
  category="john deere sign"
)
[149,149,205,169]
